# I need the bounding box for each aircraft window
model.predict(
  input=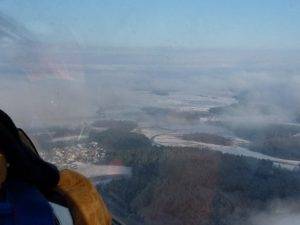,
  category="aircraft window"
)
[1,1,300,224]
